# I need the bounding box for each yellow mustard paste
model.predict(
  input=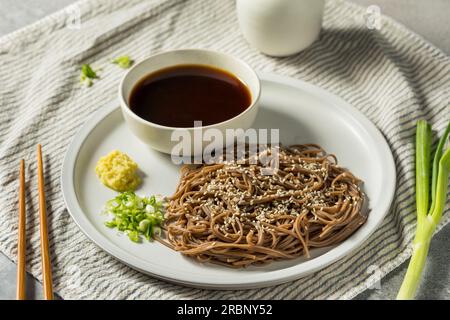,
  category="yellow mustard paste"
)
[95,150,141,192]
